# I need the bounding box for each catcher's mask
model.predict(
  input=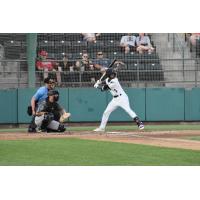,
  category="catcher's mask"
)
[48,90,59,102]
[106,68,117,79]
